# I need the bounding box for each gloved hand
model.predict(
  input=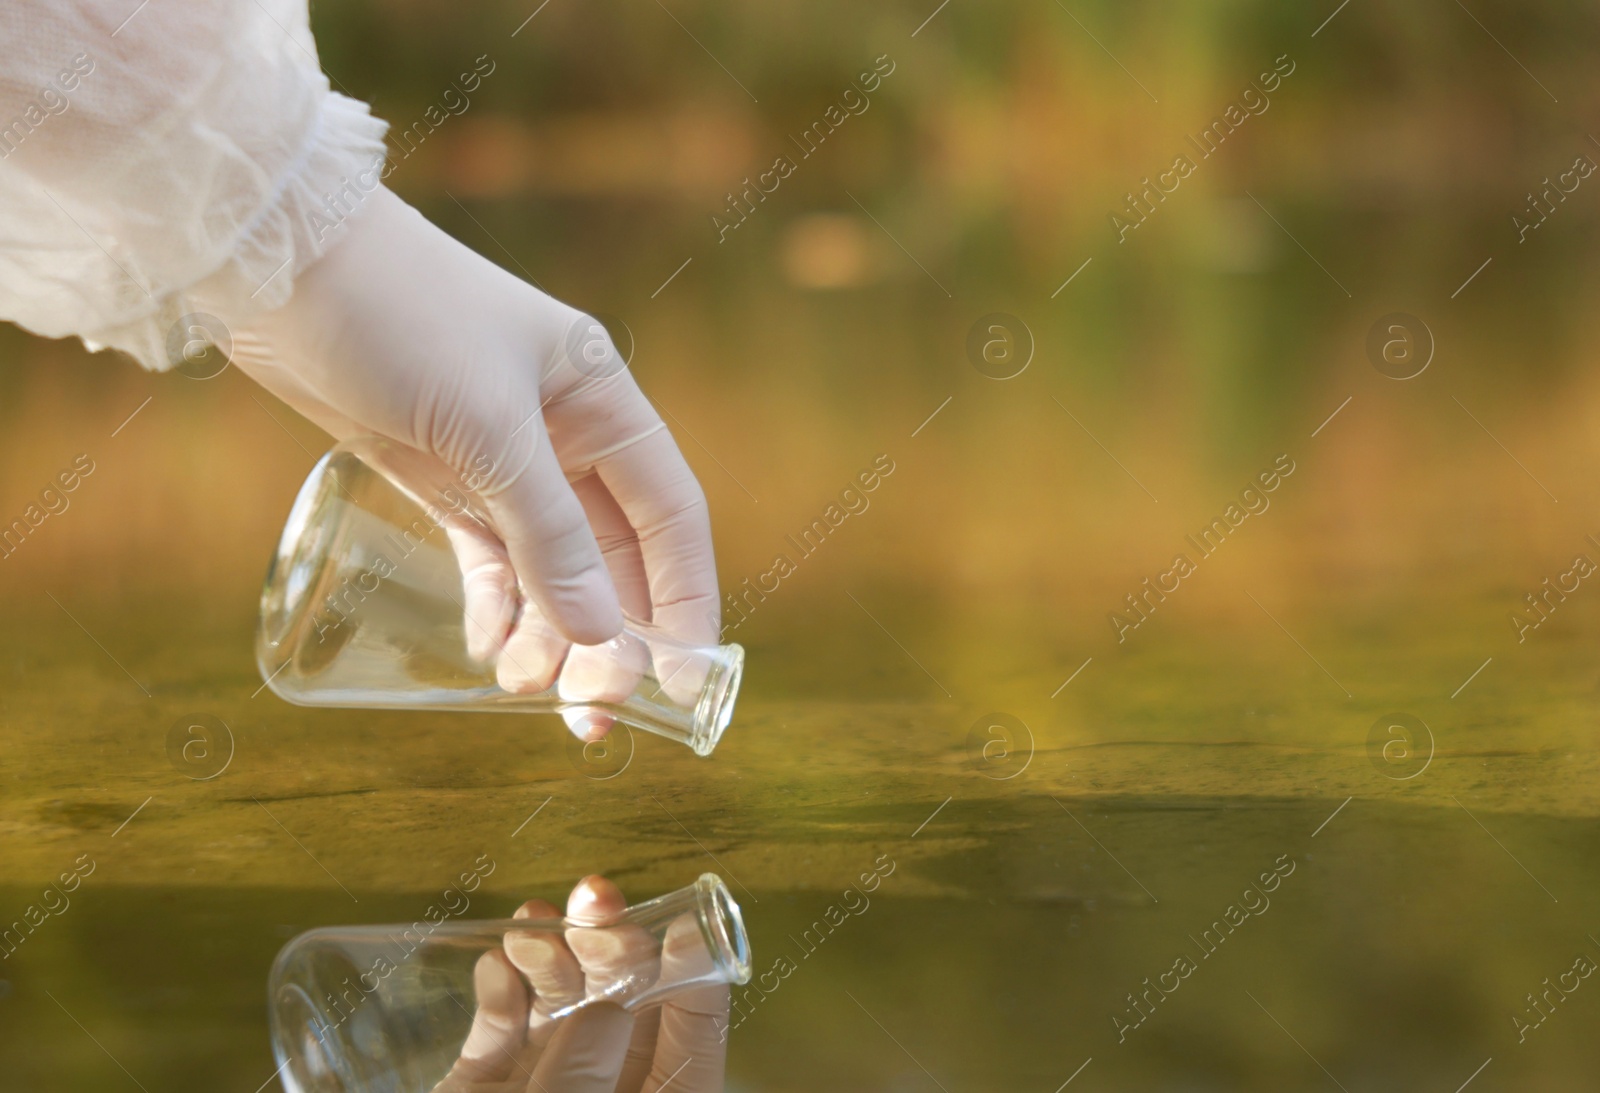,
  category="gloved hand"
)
[438,875,731,1093]
[224,186,720,710]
